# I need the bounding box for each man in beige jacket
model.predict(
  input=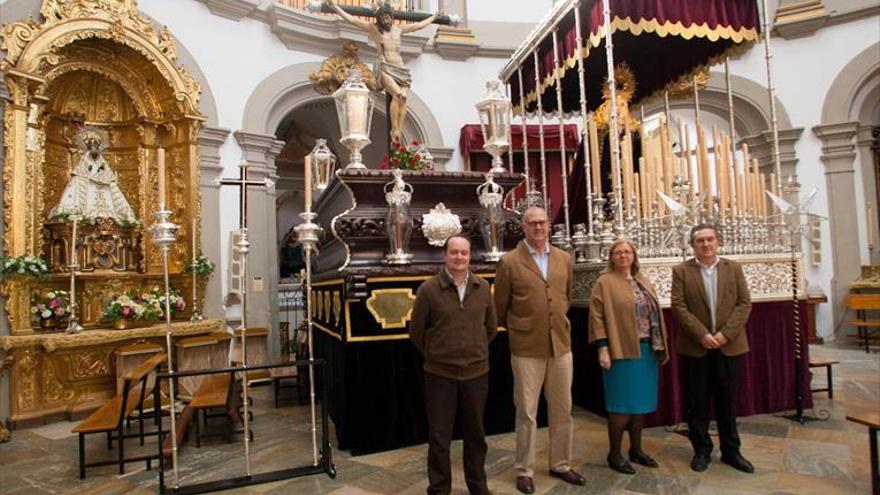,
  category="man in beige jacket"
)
[494,206,585,494]
[671,224,753,474]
